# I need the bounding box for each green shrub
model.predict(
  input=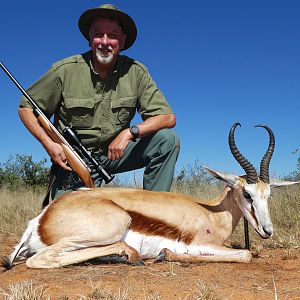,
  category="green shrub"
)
[0,155,49,190]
